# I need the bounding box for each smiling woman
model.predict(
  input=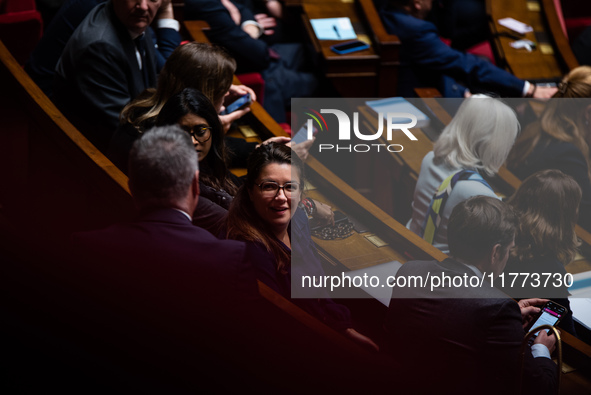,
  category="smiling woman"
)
[224,143,379,350]
[226,143,302,274]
